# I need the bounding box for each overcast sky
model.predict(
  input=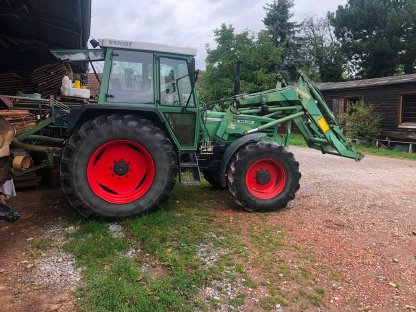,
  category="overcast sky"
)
[90,0,347,69]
